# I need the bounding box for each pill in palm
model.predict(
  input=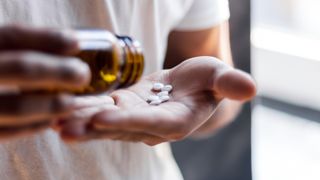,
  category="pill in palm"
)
[157,91,169,96]
[147,95,160,102]
[152,83,164,91]
[159,95,170,102]
[161,85,173,92]
[149,99,162,105]
[148,82,173,105]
